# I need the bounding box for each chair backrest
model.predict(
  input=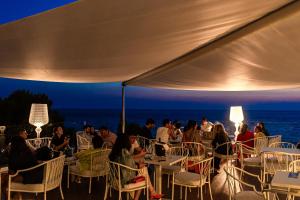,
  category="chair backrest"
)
[267,135,282,146]
[289,159,300,172]
[224,166,263,198]
[26,137,52,149]
[214,141,237,159]
[269,142,296,149]
[76,133,91,151]
[90,149,111,177]
[44,155,65,191]
[254,137,268,154]
[136,136,154,154]
[182,142,206,161]
[262,151,298,175]
[186,157,213,184]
